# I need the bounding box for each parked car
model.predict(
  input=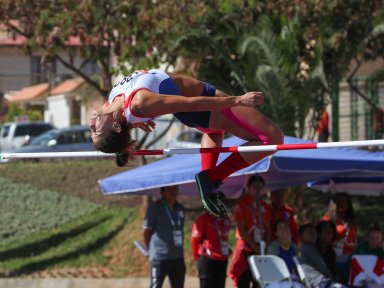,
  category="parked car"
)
[10,125,95,154]
[167,130,203,149]
[0,121,54,152]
